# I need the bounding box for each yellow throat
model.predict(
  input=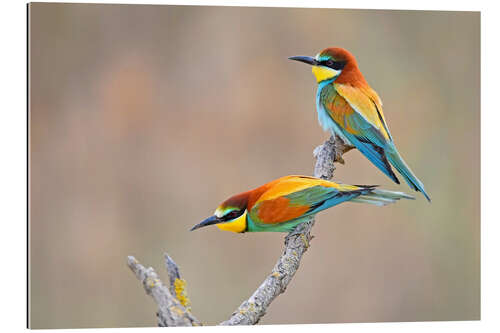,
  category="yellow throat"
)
[216,211,247,233]
[312,65,341,83]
